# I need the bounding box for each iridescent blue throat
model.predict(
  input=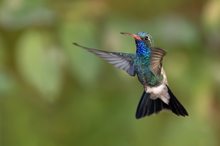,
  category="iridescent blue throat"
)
[135,40,151,57]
